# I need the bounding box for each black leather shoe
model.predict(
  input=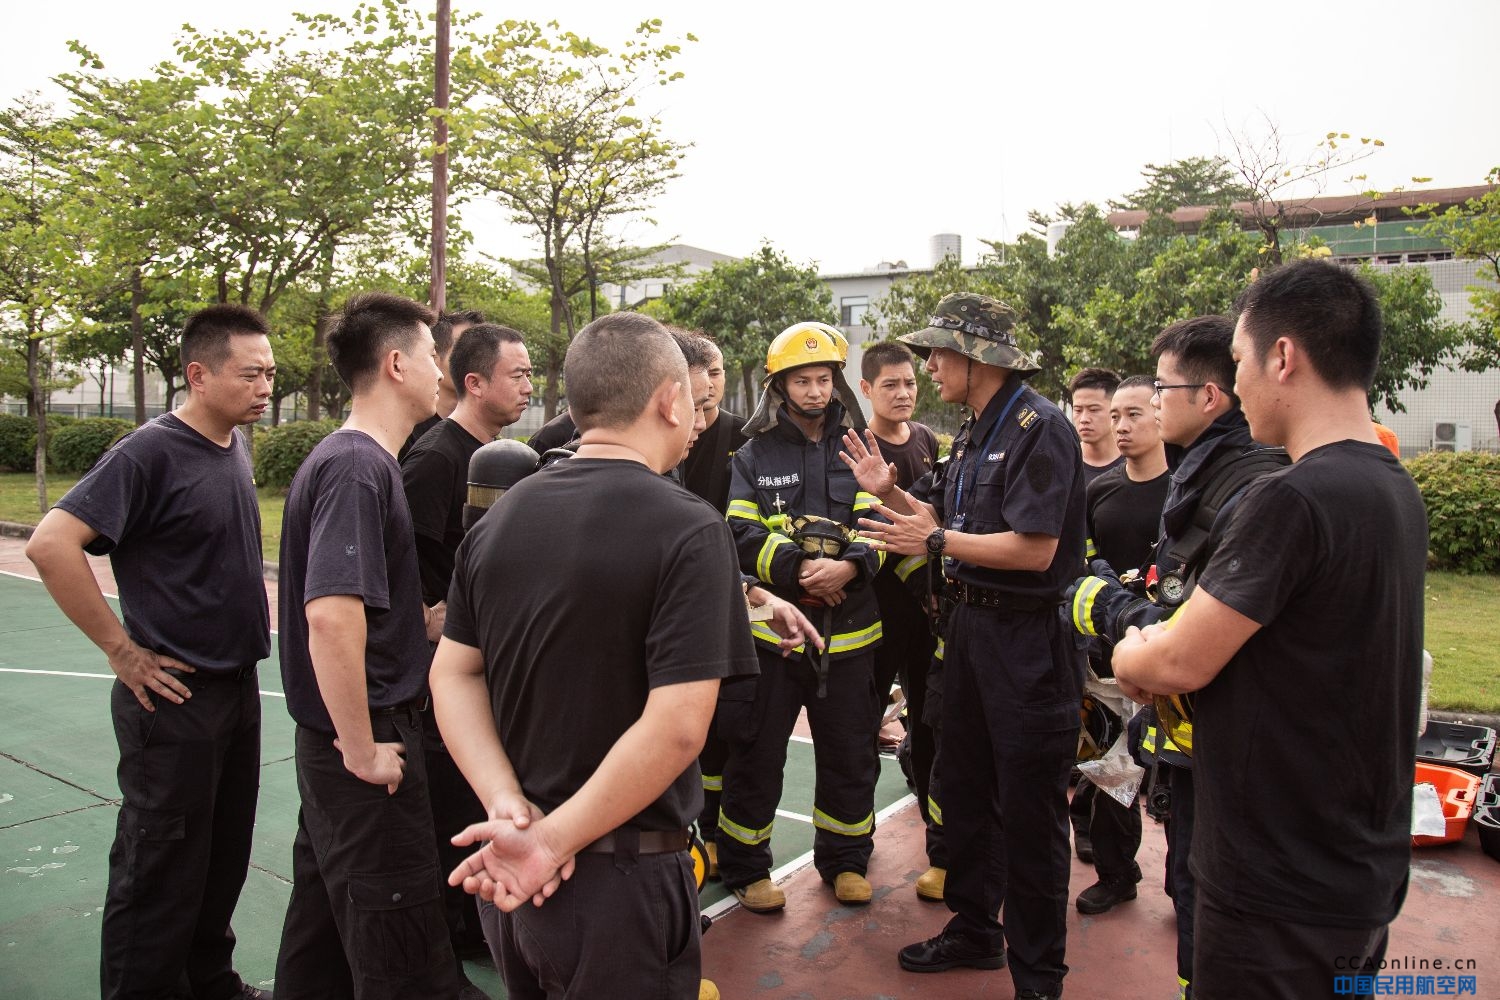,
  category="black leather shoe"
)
[1016,990,1061,1000]
[1075,874,1139,914]
[898,929,1006,973]
[1074,833,1094,864]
